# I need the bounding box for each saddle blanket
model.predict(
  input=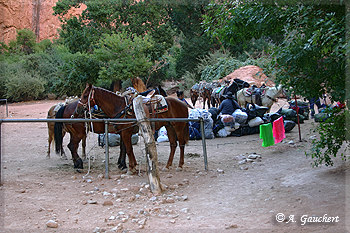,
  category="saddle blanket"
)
[216,86,224,94]
[142,95,168,113]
